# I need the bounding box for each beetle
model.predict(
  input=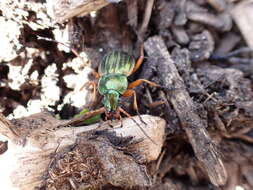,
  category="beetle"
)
[81,47,160,120]
[57,47,161,144]
[36,36,160,132]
